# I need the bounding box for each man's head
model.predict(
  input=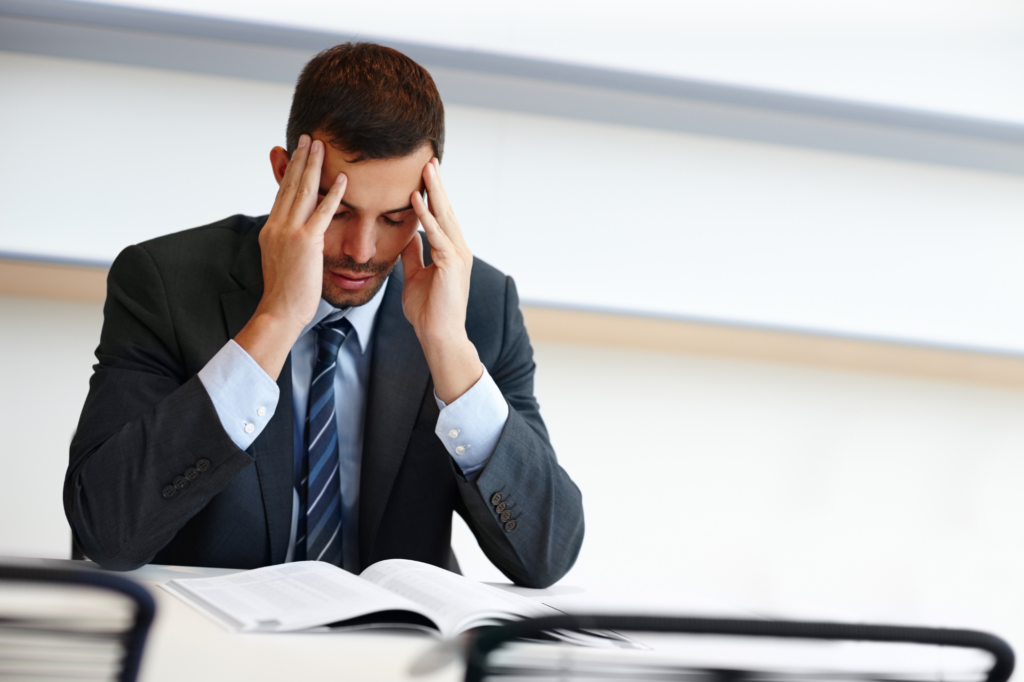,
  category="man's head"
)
[271,42,445,308]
